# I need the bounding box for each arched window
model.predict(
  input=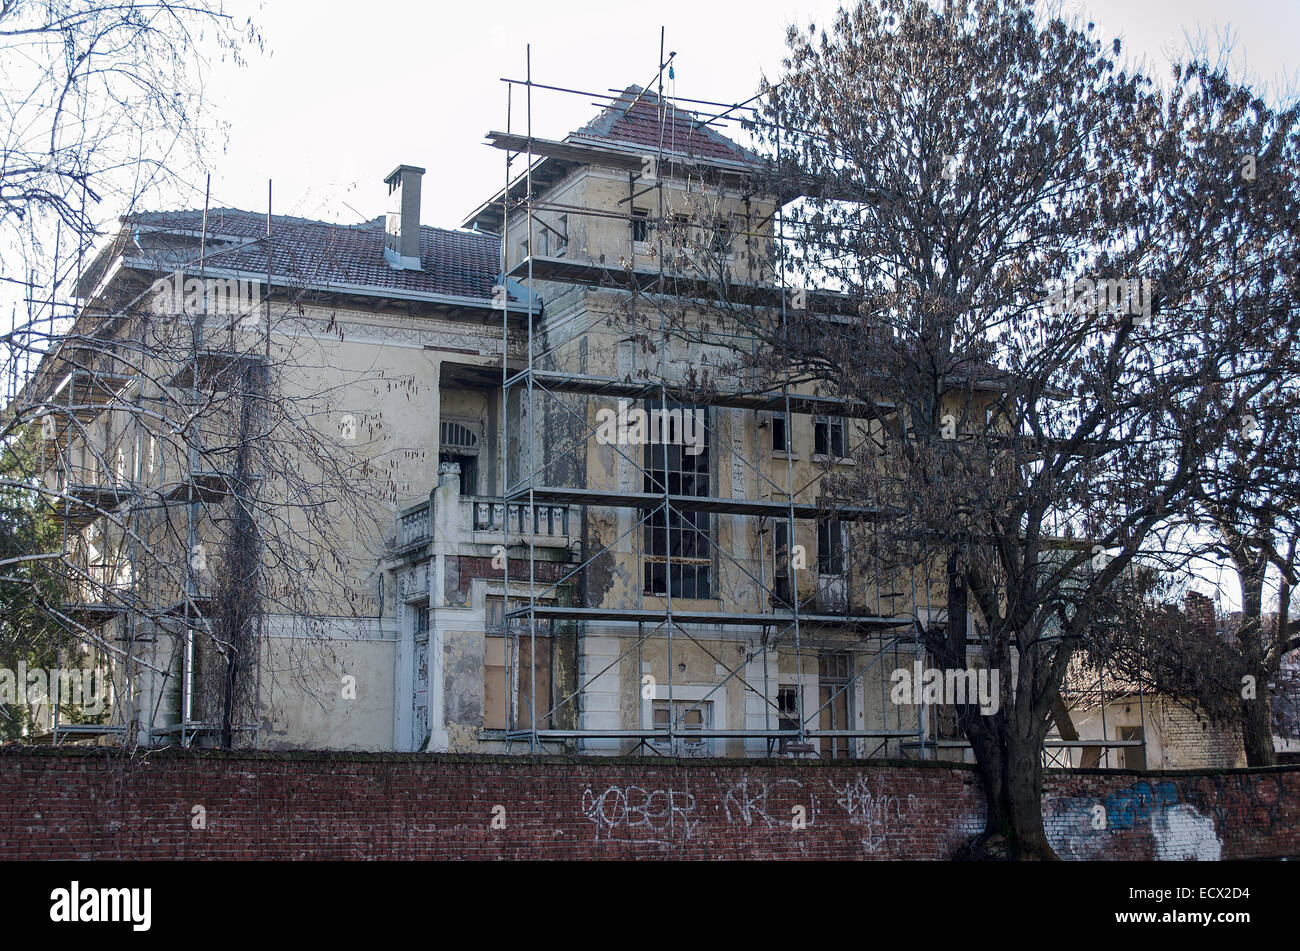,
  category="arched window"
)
[439,419,480,496]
